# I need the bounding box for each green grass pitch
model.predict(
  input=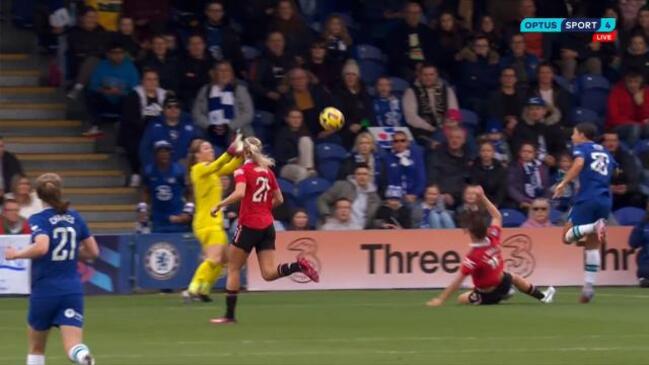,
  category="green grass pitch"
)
[1,288,649,365]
